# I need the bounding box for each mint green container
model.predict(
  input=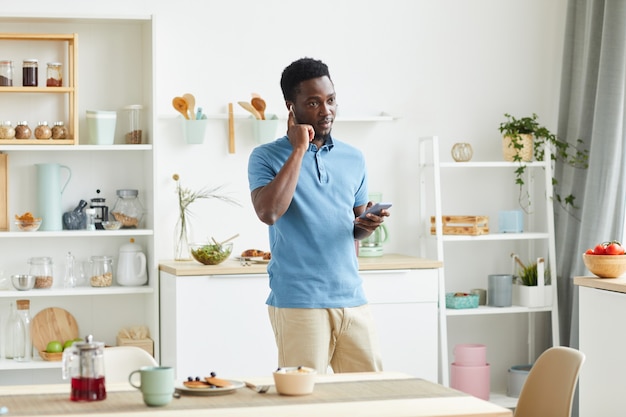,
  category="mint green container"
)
[86,110,117,145]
